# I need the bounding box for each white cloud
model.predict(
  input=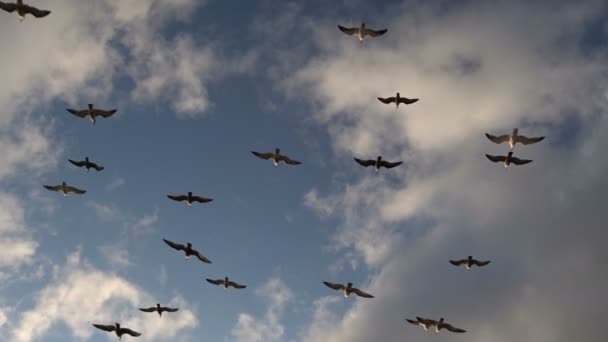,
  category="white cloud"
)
[126,208,159,235]
[86,201,124,222]
[105,177,126,191]
[0,194,38,268]
[11,250,197,342]
[231,278,292,342]
[98,244,133,268]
